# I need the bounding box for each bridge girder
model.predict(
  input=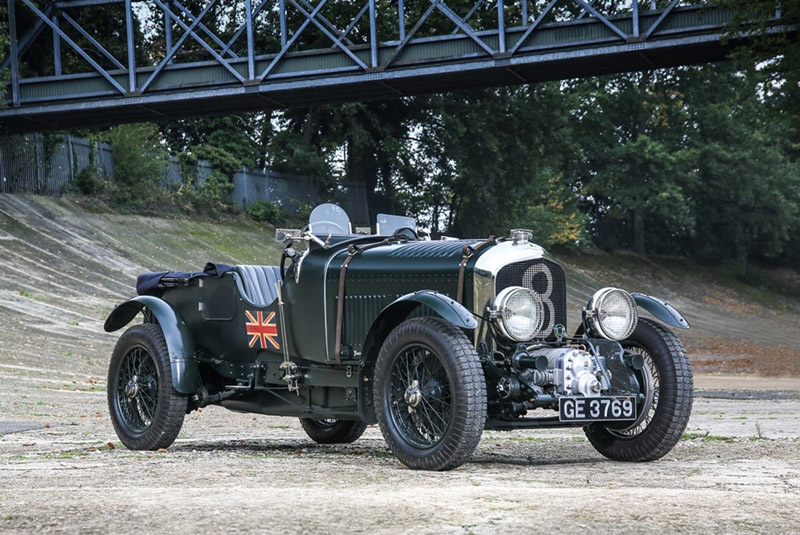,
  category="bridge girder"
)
[0,0,786,132]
